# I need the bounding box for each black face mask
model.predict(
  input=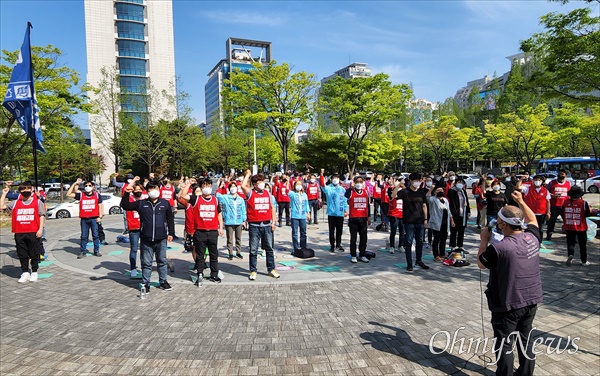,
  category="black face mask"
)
[558,175,566,181]
[133,191,142,198]
[436,191,444,198]
[282,179,287,182]
[20,191,32,198]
